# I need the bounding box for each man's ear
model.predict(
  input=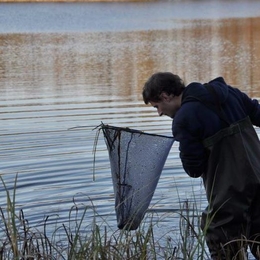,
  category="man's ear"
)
[160,92,172,101]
